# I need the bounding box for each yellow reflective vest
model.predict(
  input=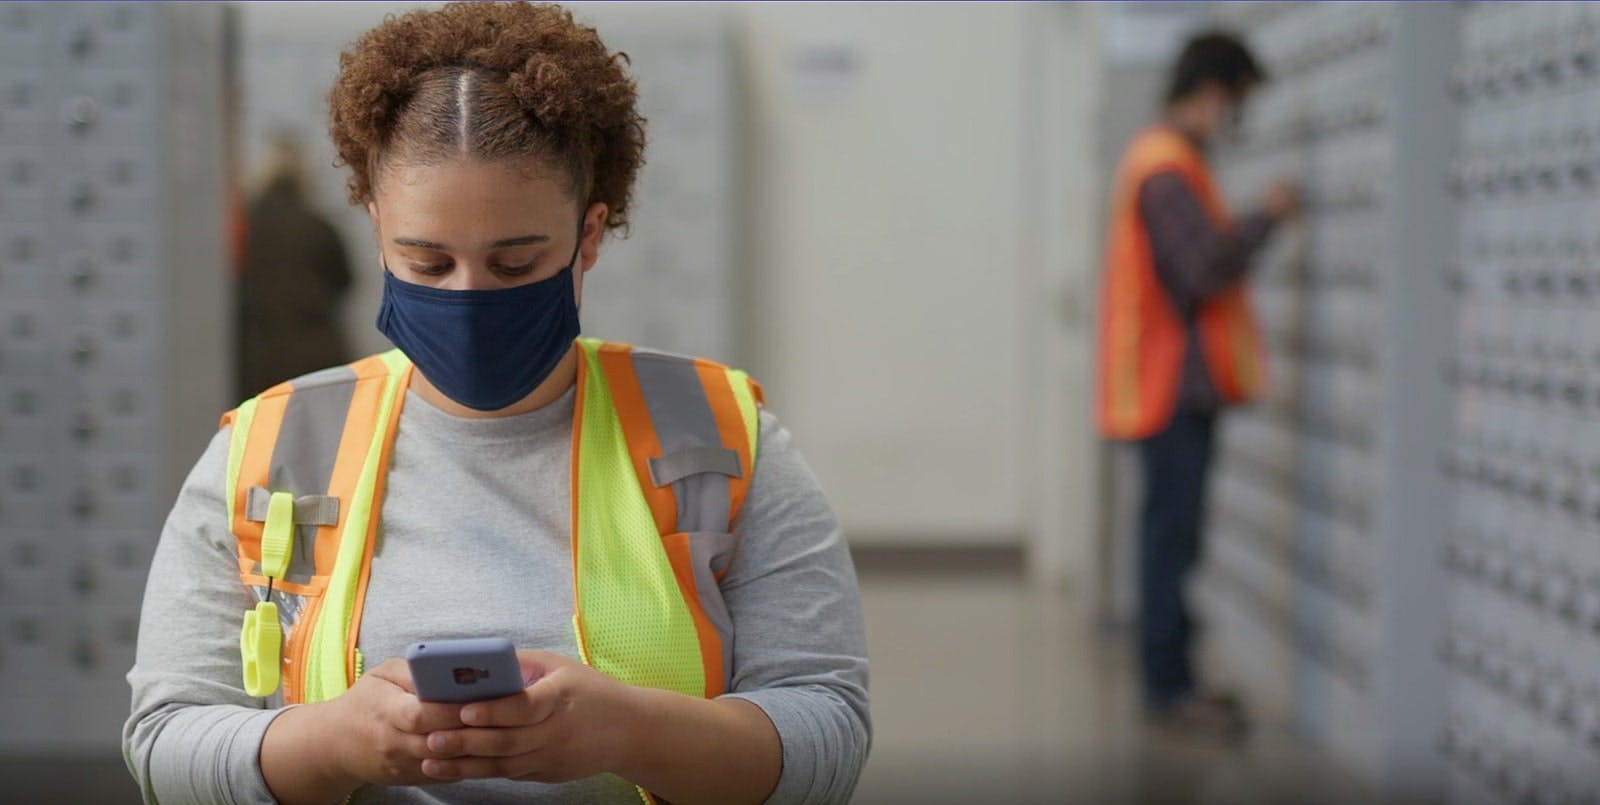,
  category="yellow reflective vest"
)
[223,337,762,711]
